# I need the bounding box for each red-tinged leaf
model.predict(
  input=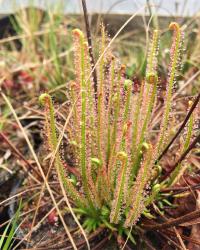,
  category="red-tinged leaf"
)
[3,79,14,89]
[18,70,34,83]
[47,210,58,225]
